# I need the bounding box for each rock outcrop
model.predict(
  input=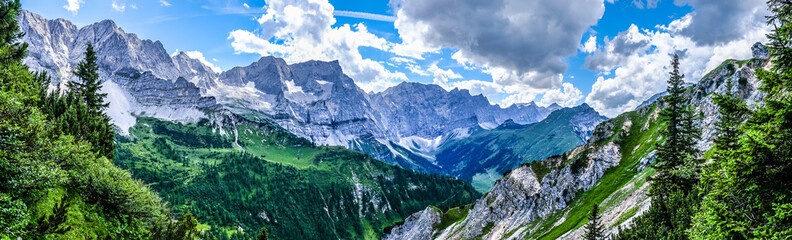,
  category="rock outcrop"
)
[385,44,771,240]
